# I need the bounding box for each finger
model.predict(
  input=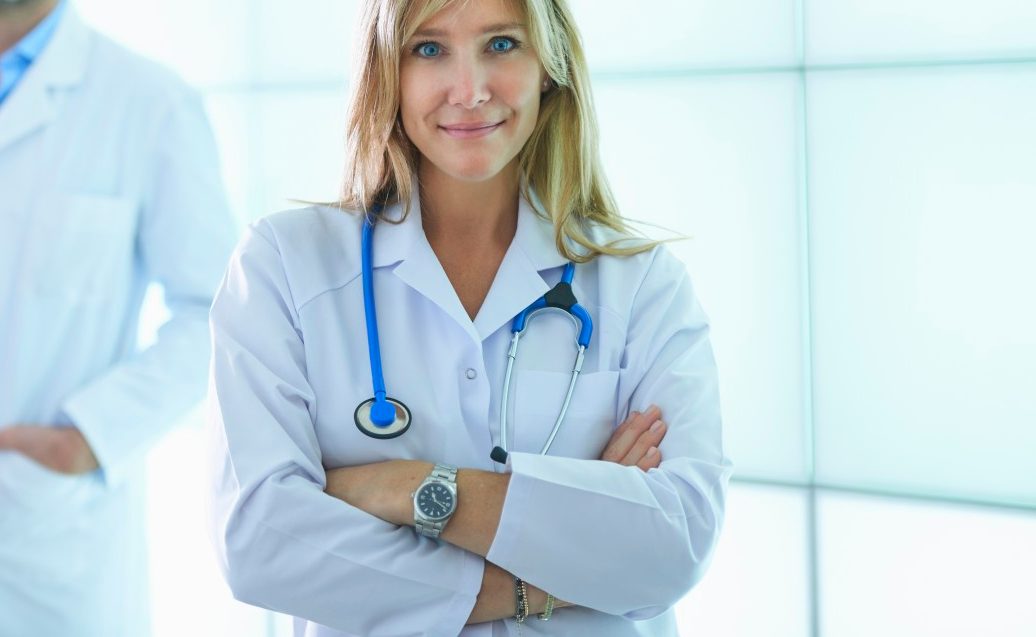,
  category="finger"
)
[635,446,662,472]
[600,405,661,462]
[620,419,667,466]
[600,406,659,462]
[608,409,641,439]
